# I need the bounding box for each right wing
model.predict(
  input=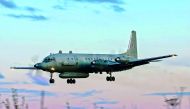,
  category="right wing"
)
[128,54,177,66]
